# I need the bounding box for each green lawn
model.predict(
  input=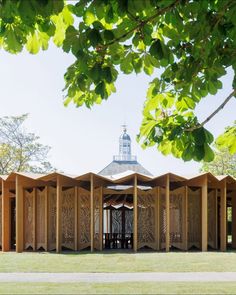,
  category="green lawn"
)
[0,282,236,294]
[0,251,236,273]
